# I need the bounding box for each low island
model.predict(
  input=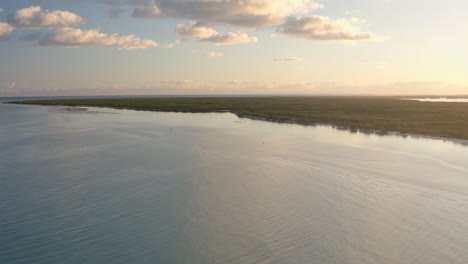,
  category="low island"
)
[9,96,468,140]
